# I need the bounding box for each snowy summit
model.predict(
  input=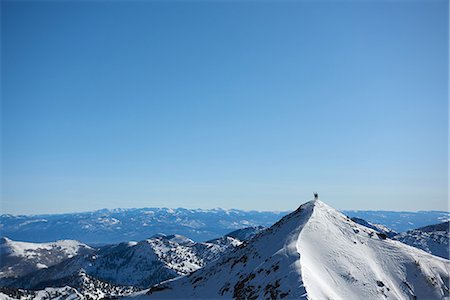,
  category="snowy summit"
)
[130,199,449,299]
